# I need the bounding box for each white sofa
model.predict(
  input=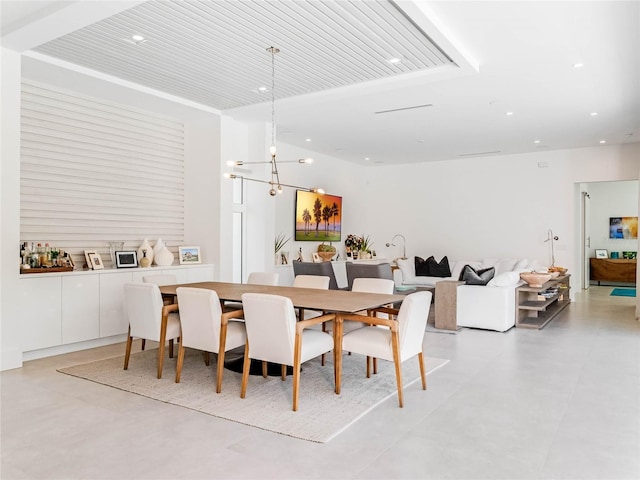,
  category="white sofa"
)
[394,257,533,332]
